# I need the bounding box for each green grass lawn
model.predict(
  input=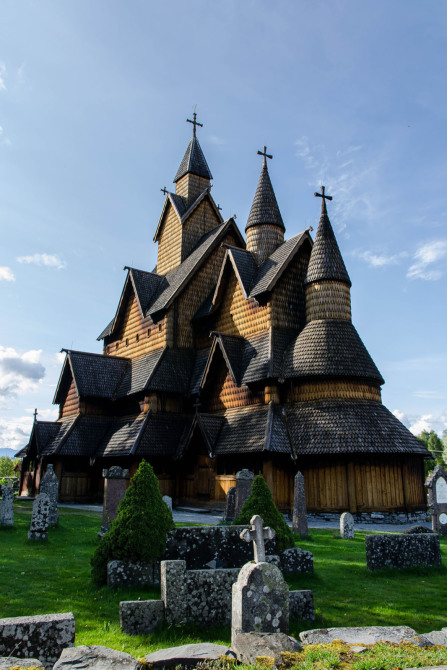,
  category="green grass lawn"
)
[1,501,447,666]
